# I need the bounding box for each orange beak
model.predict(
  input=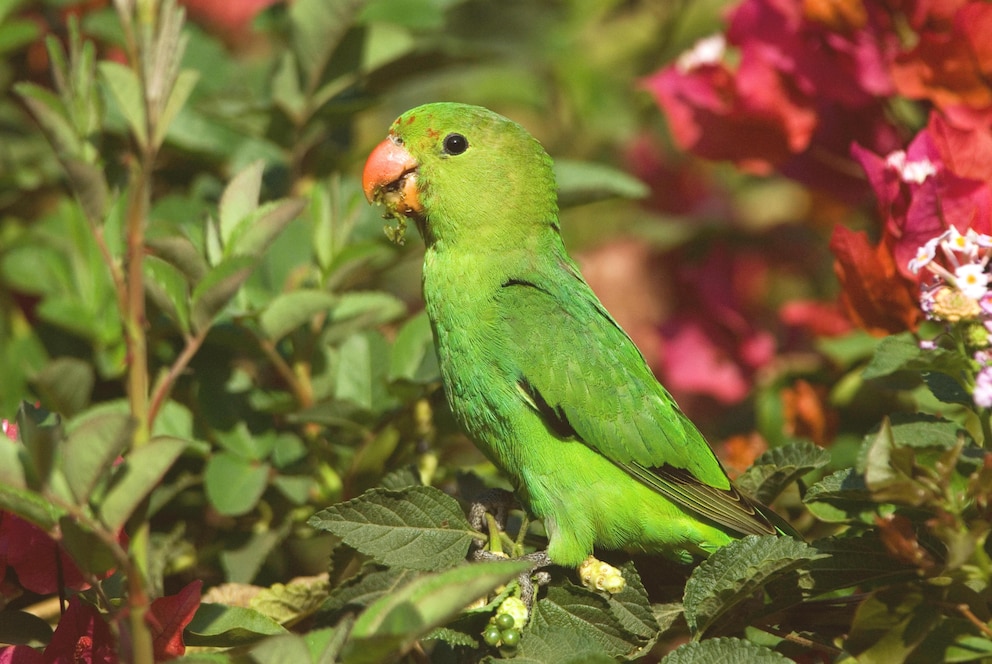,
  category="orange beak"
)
[362,137,422,216]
